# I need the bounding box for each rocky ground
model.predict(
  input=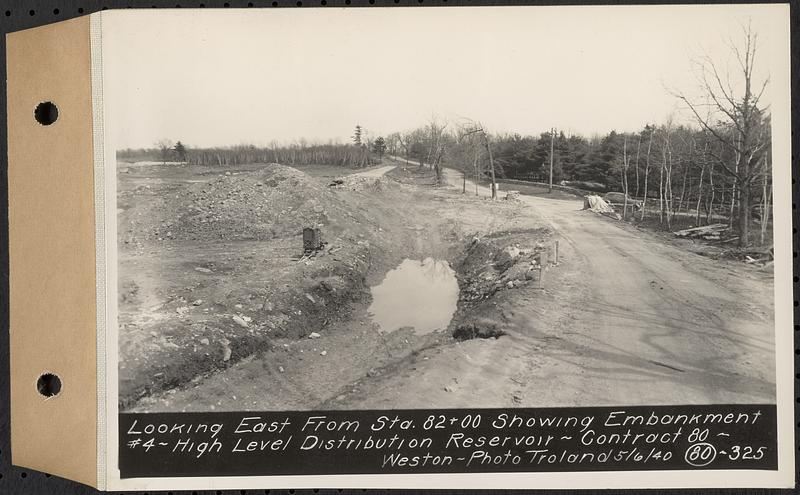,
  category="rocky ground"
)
[120,159,775,412]
[119,161,552,411]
